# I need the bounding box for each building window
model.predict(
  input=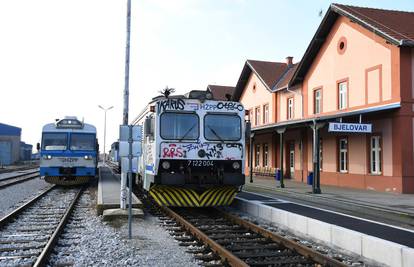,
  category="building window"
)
[249,109,253,122]
[287,97,294,120]
[370,136,382,174]
[339,137,348,172]
[314,89,322,114]
[263,143,268,167]
[338,82,347,110]
[255,107,261,126]
[263,104,269,124]
[255,144,260,167]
